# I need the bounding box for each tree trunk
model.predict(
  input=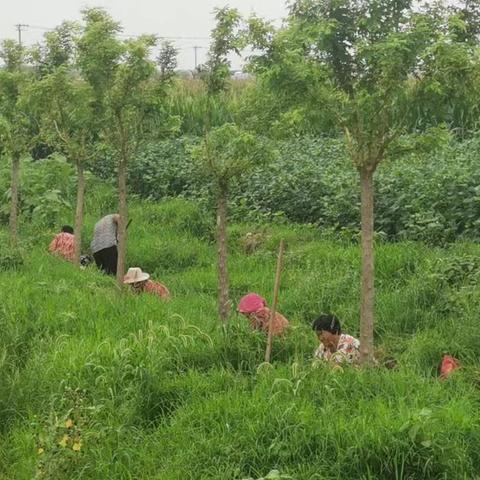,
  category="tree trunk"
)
[73,162,85,266]
[9,153,20,247]
[217,182,230,325]
[359,166,375,365]
[116,157,128,287]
